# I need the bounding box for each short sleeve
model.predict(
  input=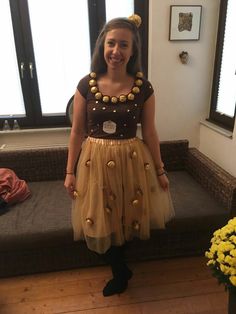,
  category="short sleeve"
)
[143,79,154,102]
[76,75,90,99]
